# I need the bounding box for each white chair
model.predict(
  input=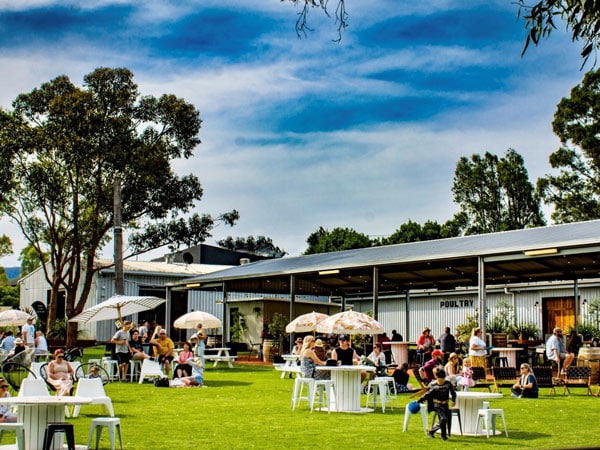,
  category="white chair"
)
[28,362,45,379]
[18,378,50,397]
[475,408,508,438]
[0,422,25,450]
[102,357,120,382]
[403,402,429,433]
[129,359,143,382]
[311,380,336,413]
[72,378,114,418]
[138,359,165,384]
